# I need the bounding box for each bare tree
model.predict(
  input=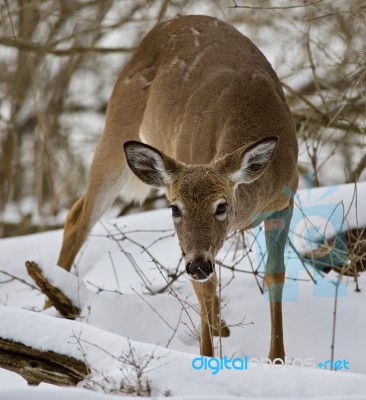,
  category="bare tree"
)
[1,0,365,237]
